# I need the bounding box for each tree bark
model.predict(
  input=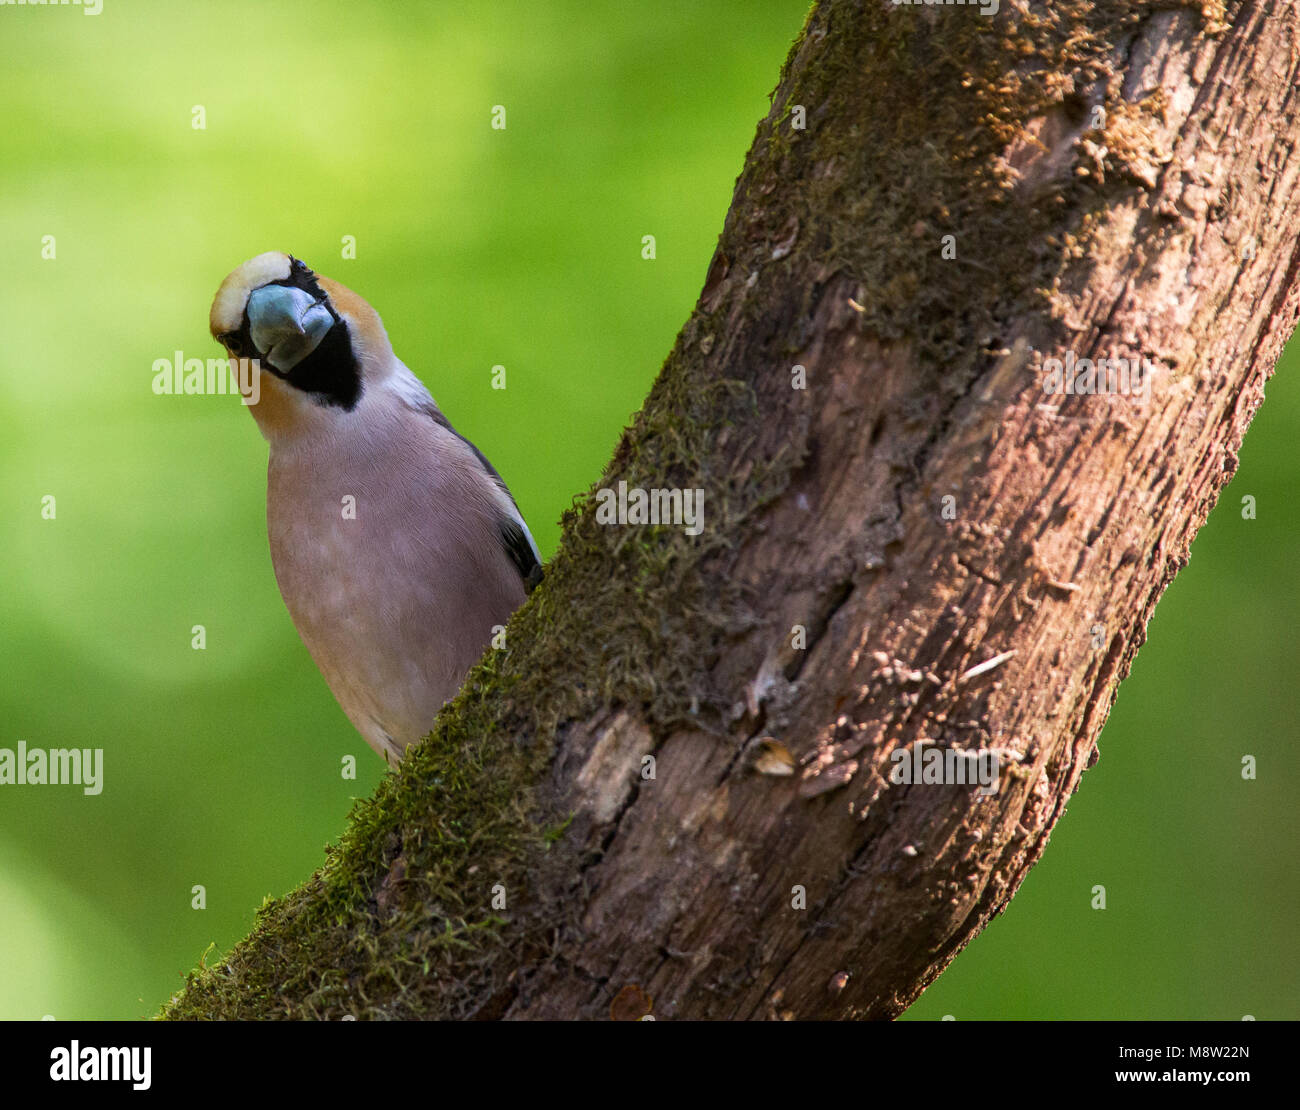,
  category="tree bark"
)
[162,0,1300,1020]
